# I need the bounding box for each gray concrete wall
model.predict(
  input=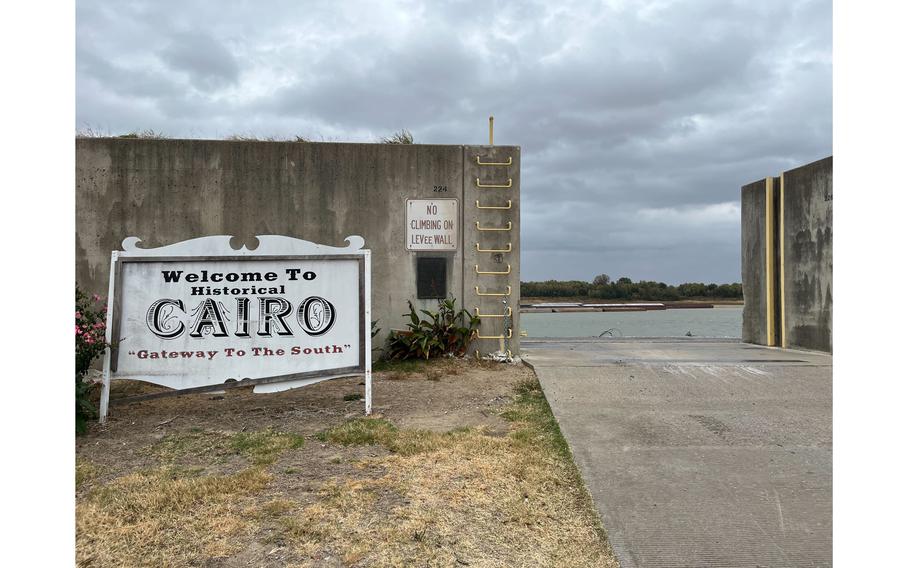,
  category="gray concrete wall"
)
[76,138,521,356]
[741,179,770,345]
[740,156,832,353]
[781,156,832,352]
